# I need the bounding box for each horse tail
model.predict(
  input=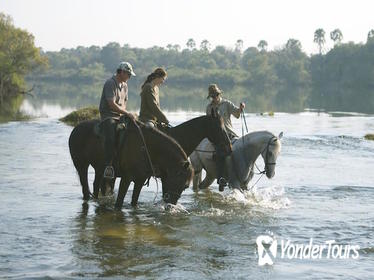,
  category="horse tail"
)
[68,120,97,199]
